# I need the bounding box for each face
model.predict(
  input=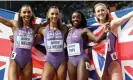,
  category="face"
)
[72,12,82,27]
[48,8,59,24]
[20,7,32,22]
[95,5,108,21]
